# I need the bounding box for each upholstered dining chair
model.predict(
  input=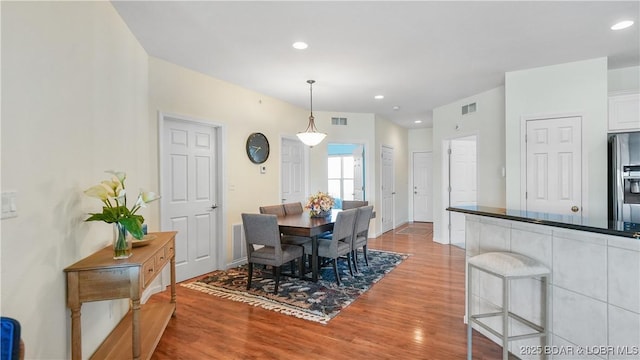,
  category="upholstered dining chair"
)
[261,203,311,266]
[351,205,374,272]
[241,213,304,294]
[302,208,358,285]
[283,202,304,215]
[342,200,368,210]
[259,204,286,216]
